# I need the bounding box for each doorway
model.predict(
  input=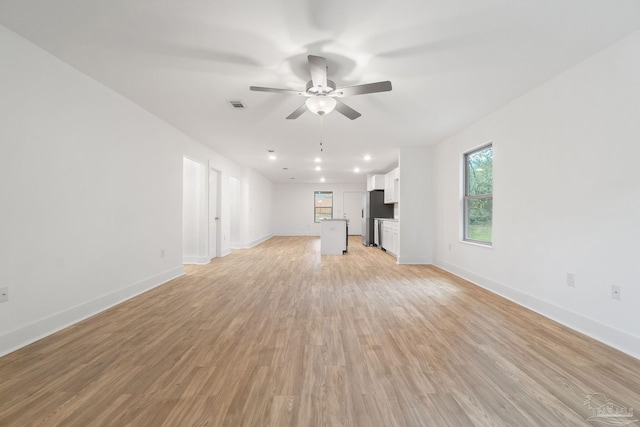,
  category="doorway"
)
[182,157,208,264]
